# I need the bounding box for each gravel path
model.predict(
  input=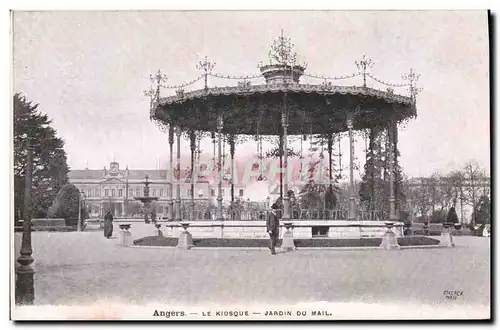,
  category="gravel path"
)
[13,233,490,310]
